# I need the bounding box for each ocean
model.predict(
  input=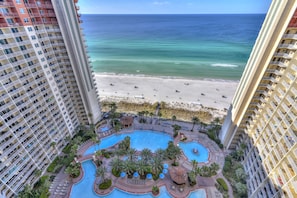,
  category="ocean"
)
[81,14,266,80]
